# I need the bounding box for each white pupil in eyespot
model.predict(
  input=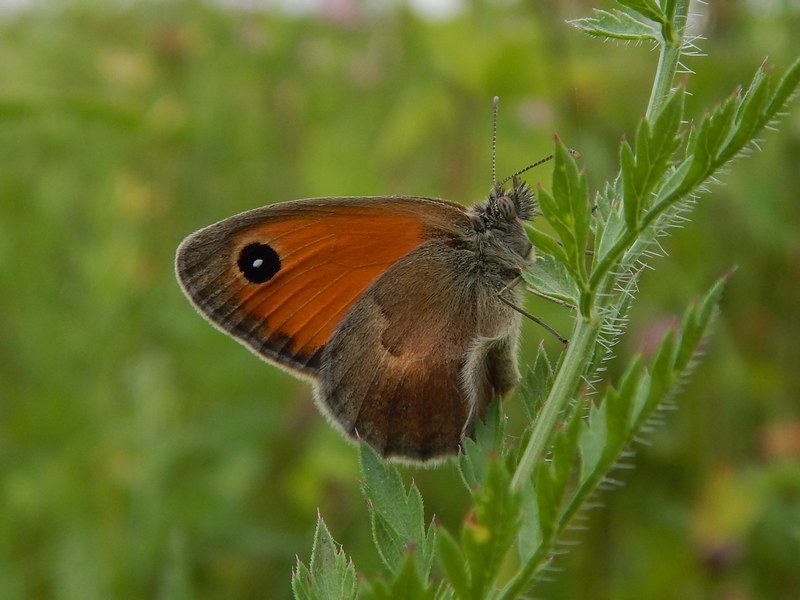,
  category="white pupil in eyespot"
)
[252,258,264,268]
